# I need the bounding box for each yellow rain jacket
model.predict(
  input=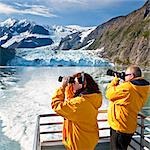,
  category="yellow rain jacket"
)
[51,85,102,150]
[106,77,150,134]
